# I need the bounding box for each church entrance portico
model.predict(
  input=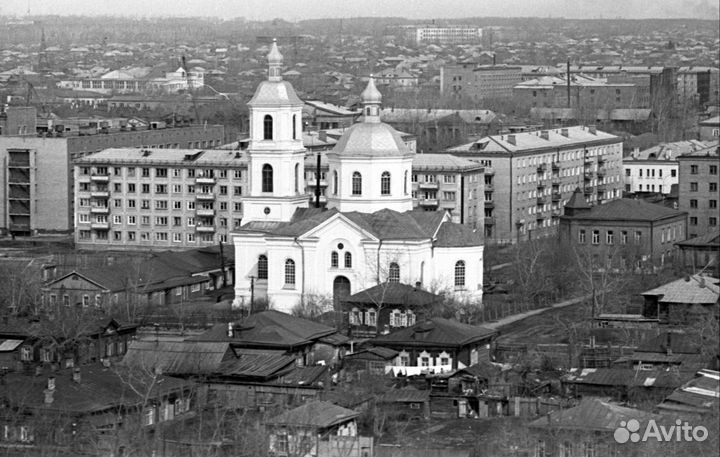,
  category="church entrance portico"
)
[333,276,351,311]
